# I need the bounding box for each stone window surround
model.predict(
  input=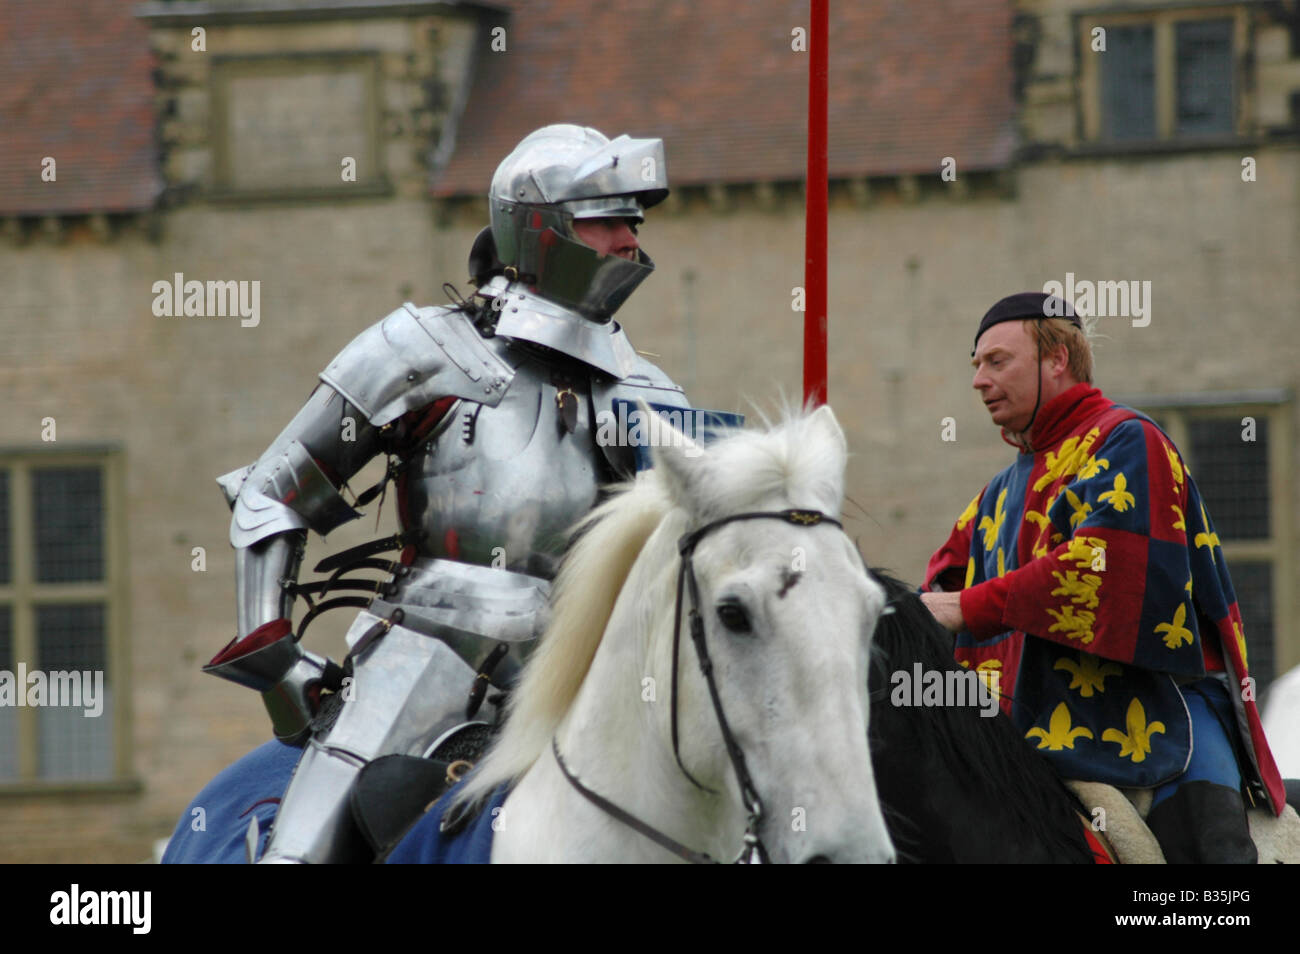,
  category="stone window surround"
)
[1076,4,1251,148]
[0,447,136,796]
